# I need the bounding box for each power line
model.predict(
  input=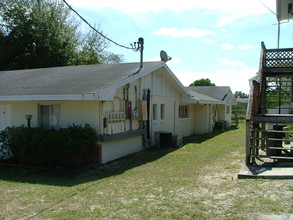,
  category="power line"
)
[258,0,281,48]
[62,0,133,50]
[258,0,277,17]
